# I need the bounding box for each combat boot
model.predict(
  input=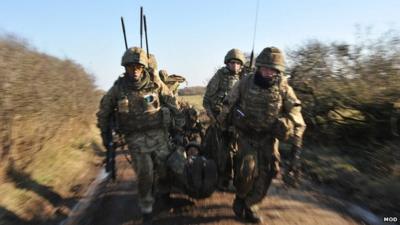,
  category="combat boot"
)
[244,207,263,224]
[232,196,245,218]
